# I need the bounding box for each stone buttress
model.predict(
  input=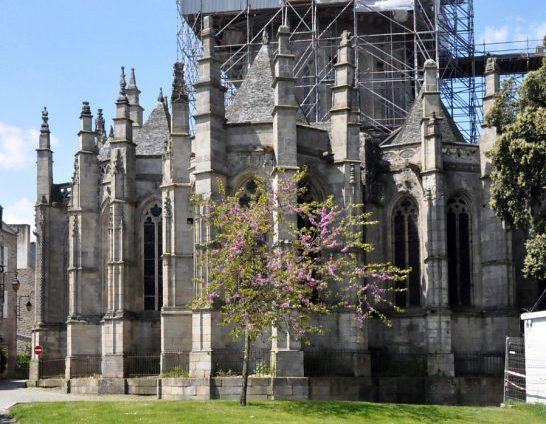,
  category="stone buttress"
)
[190,15,227,391]
[420,60,454,378]
[65,102,102,378]
[160,63,194,370]
[30,109,69,383]
[101,68,138,378]
[269,24,305,378]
